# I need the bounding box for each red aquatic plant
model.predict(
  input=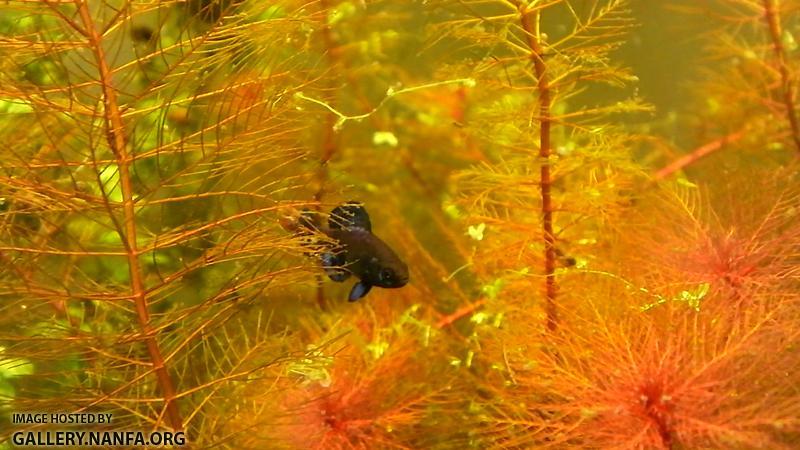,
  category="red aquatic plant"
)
[234,310,454,450]
[614,182,800,318]
[276,344,440,449]
[485,299,800,449]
